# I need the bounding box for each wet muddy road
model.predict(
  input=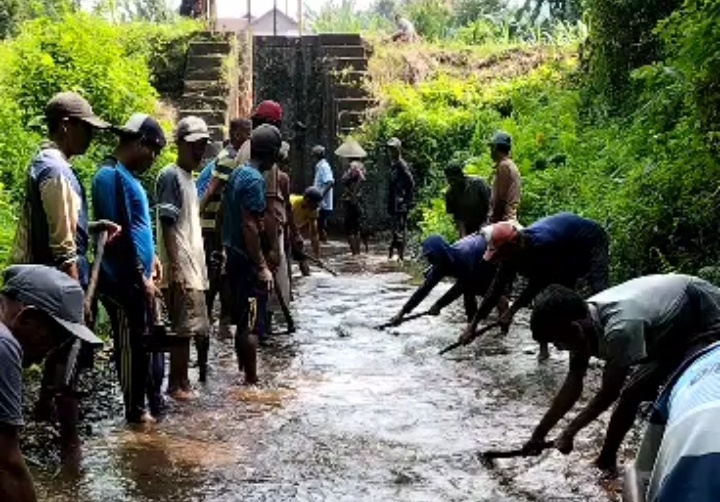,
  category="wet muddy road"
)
[33,250,629,502]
